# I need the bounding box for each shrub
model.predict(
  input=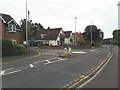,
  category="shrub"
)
[2,39,27,57]
[2,39,14,56]
[13,44,27,55]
